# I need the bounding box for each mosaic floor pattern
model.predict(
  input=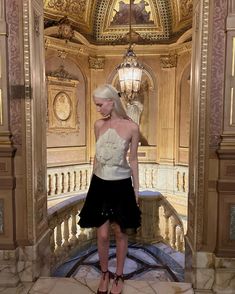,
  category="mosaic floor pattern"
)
[53,242,185,283]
